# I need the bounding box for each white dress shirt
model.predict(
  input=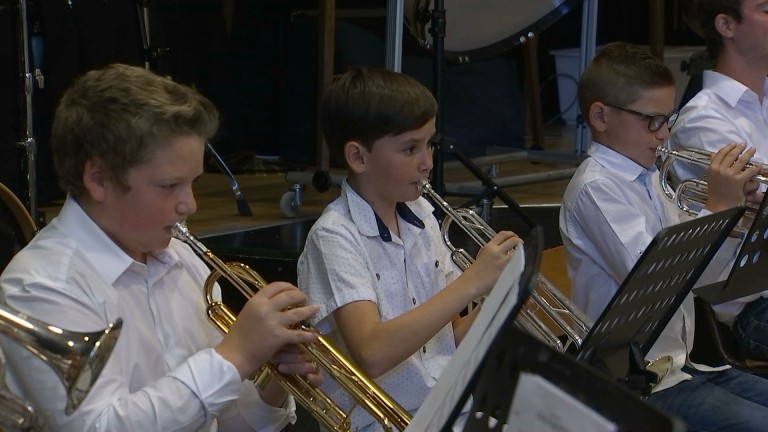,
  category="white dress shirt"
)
[0,197,296,432]
[560,143,735,393]
[669,70,768,325]
[297,180,462,432]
